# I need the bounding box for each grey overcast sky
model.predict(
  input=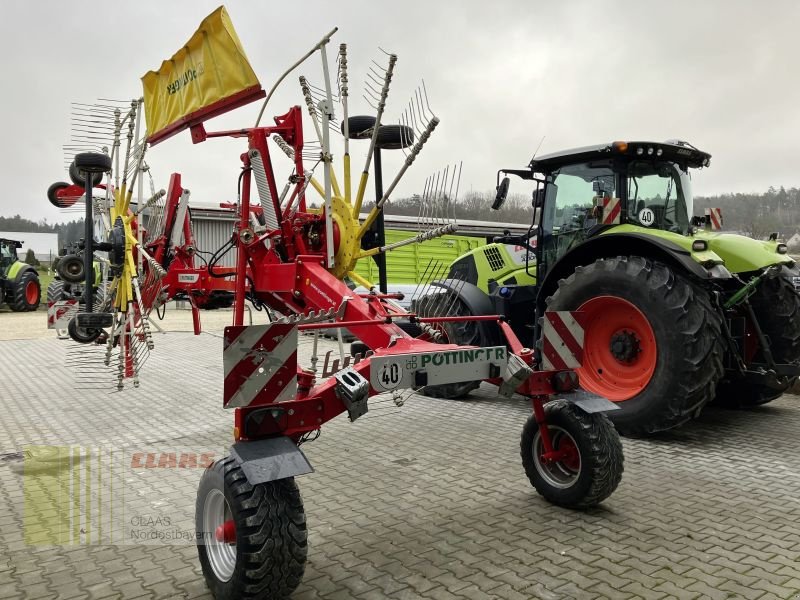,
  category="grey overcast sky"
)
[2,0,799,223]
